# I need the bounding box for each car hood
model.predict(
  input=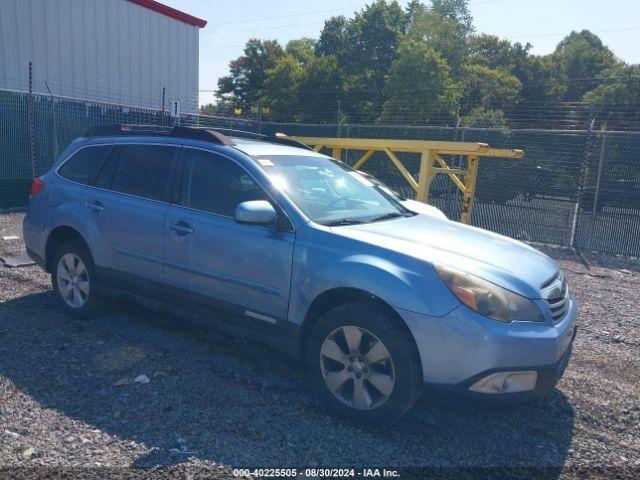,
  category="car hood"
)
[401,199,447,220]
[331,214,558,299]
